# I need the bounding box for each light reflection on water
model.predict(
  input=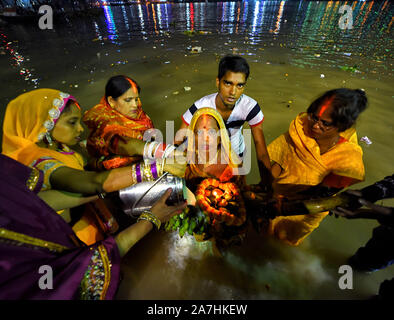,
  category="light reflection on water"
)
[3,0,389,87]
[93,1,391,72]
